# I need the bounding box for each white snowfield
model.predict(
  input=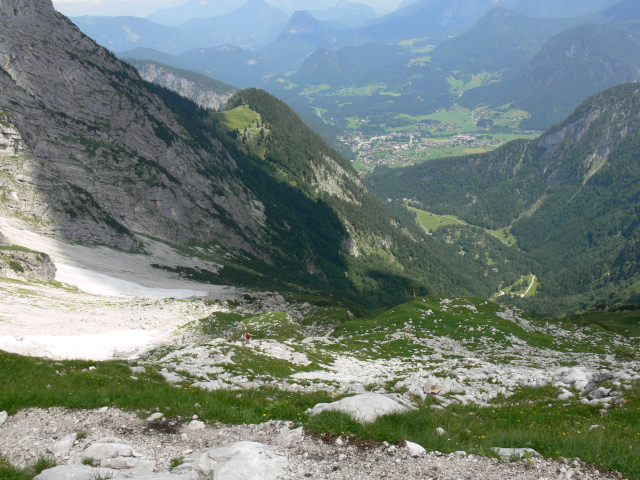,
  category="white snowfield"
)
[0,216,238,360]
[0,330,157,361]
[55,263,209,299]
